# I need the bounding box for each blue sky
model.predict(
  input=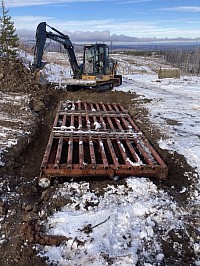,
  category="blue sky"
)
[4,0,200,38]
